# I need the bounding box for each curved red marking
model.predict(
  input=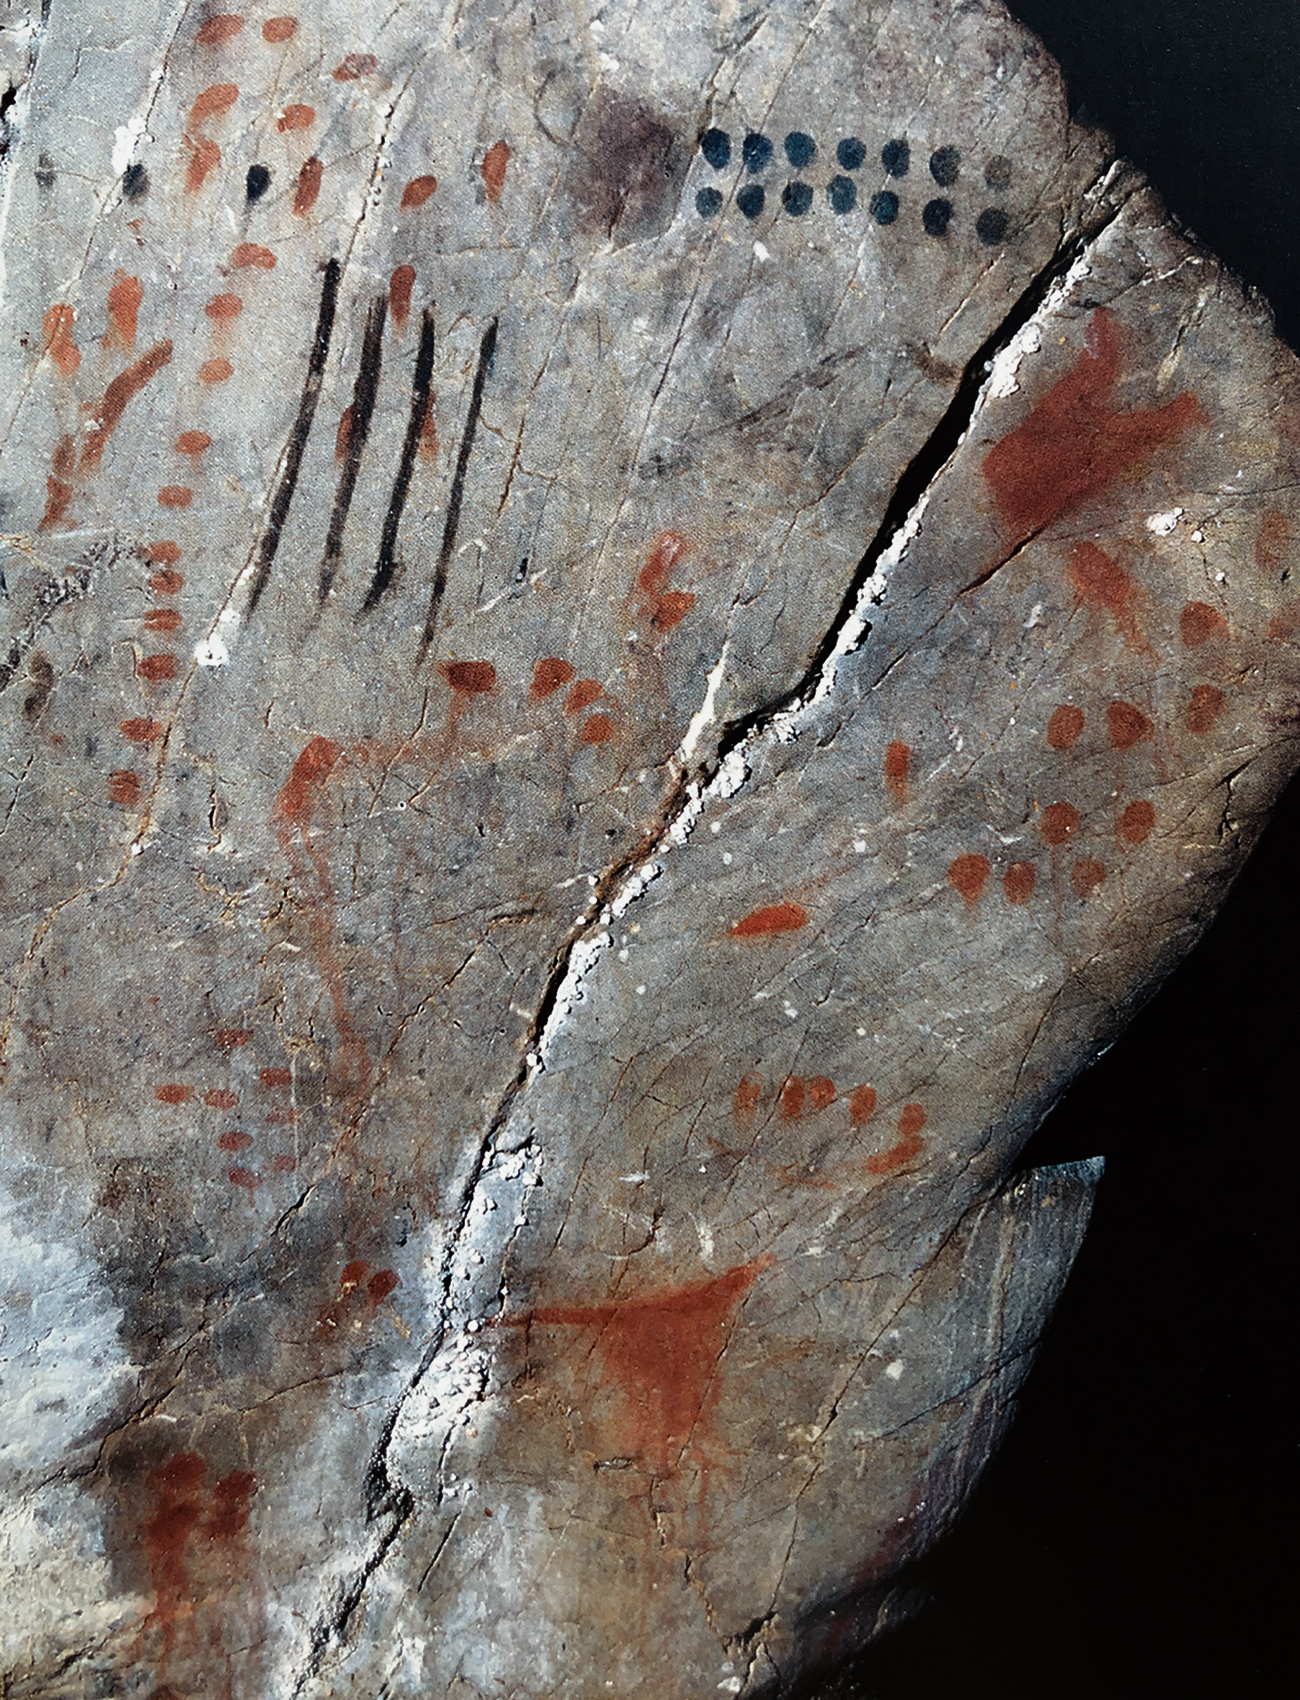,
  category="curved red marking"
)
[389,263,415,328]
[947,853,989,904]
[481,140,511,203]
[230,243,276,270]
[1067,541,1149,652]
[1003,861,1035,904]
[104,272,143,349]
[1180,601,1227,646]
[732,1075,761,1129]
[277,103,315,132]
[866,1104,926,1176]
[445,661,496,694]
[80,340,174,472]
[730,901,808,937]
[1106,700,1151,750]
[1047,705,1084,750]
[189,84,239,125]
[275,737,342,832]
[1119,800,1155,844]
[196,15,243,47]
[1040,801,1081,846]
[42,304,79,376]
[884,739,910,801]
[400,174,438,209]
